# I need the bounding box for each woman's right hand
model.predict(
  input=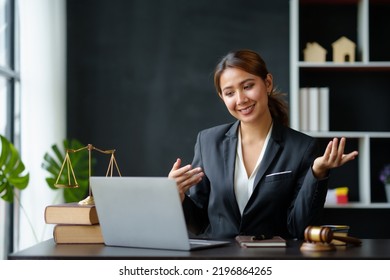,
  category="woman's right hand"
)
[168,158,204,202]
